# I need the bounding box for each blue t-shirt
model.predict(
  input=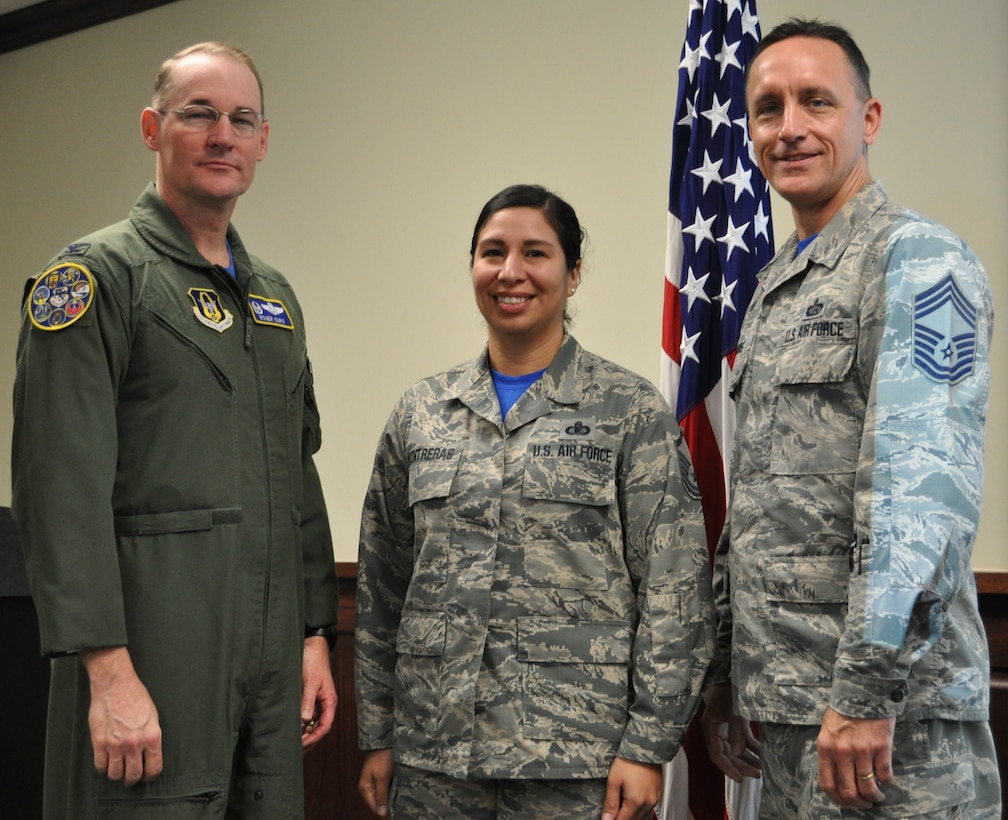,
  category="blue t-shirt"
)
[223,240,236,277]
[491,368,545,417]
[796,233,819,256]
